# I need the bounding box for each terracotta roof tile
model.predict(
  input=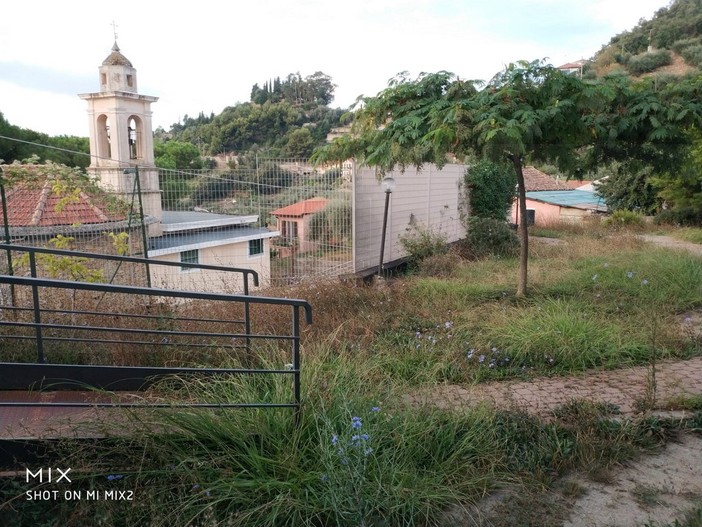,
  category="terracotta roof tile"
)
[270,197,328,217]
[522,166,573,192]
[1,180,127,229]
